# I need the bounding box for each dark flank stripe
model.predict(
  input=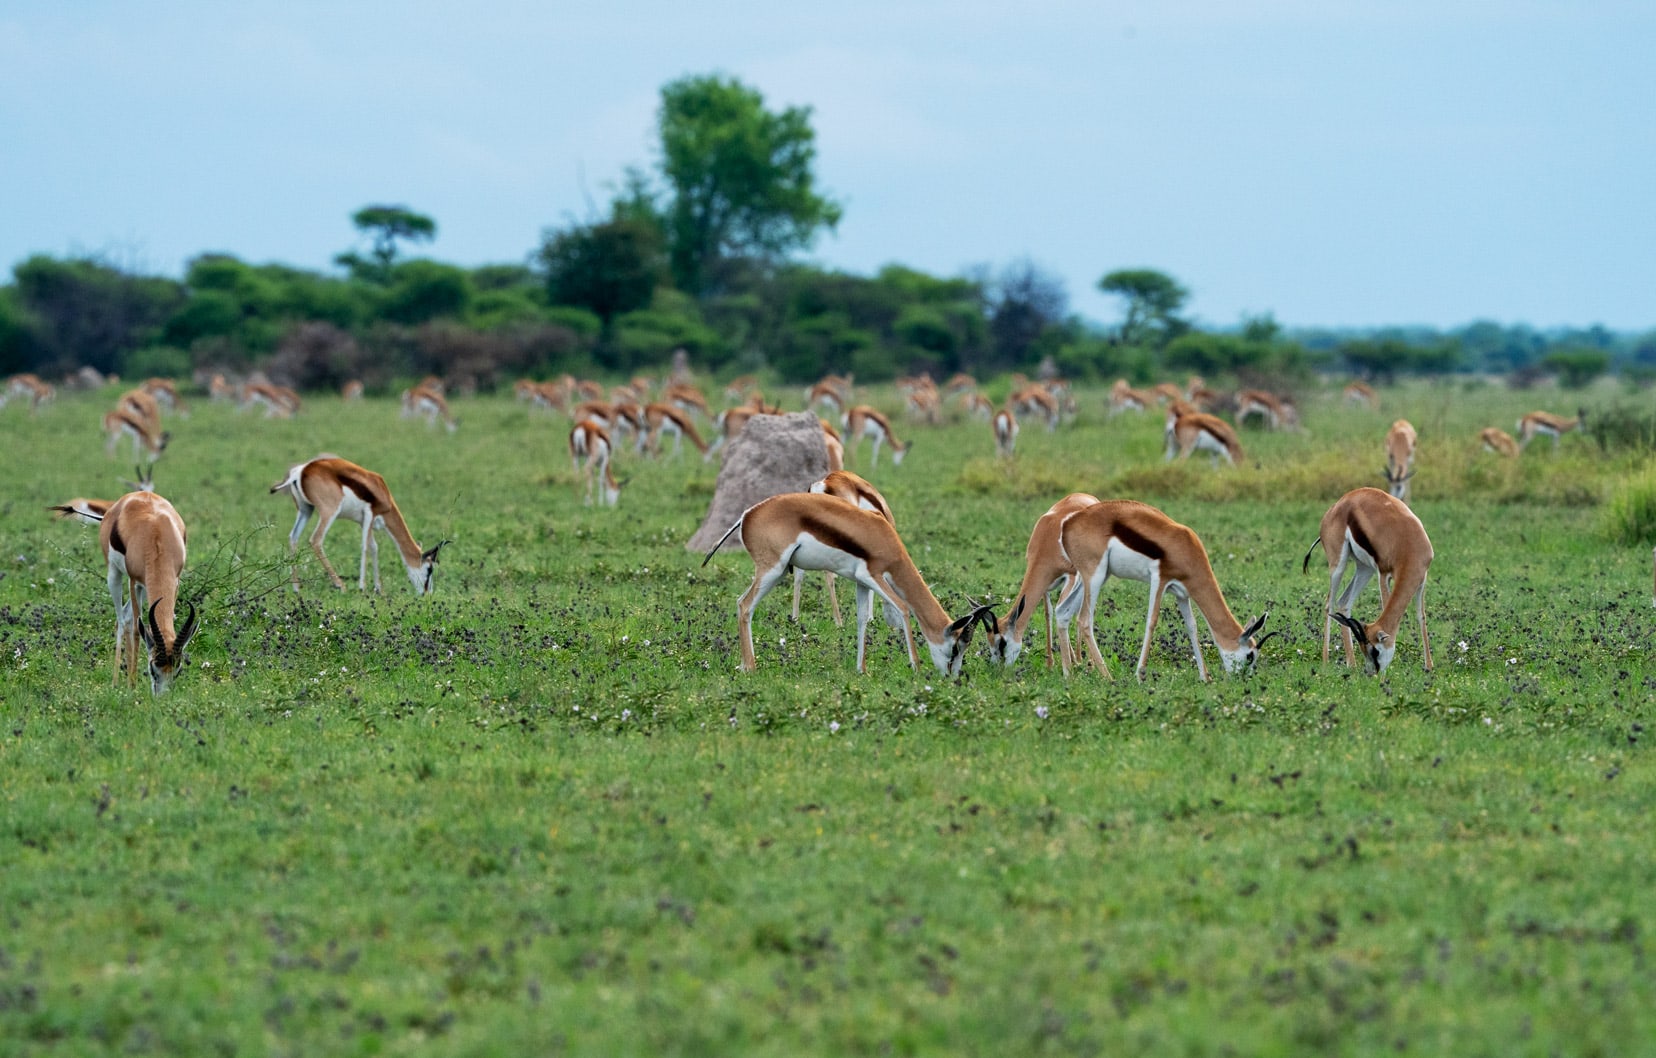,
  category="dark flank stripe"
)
[334,470,384,510]
[800,514,871,561]
[1348,514,1377,563]
[1111,519,1165,562]
[109,518,125,555]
